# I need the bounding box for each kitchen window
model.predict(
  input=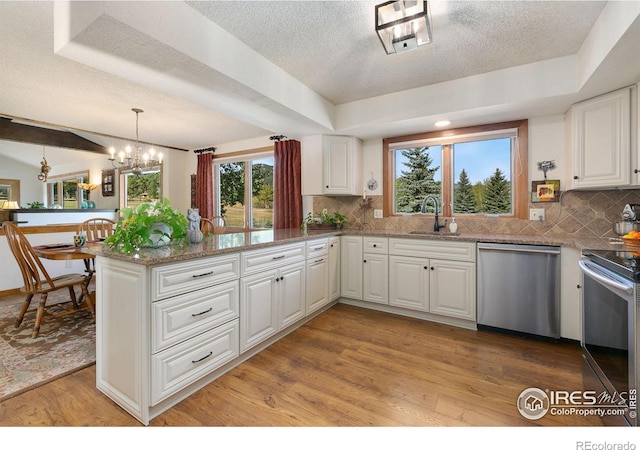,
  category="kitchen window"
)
[214,150,274,230]
[383,120,528,219]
